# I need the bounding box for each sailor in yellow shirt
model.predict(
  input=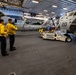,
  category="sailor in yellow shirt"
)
[0,19,9,56]
[6,19,18,51]
[39,27,43,34]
